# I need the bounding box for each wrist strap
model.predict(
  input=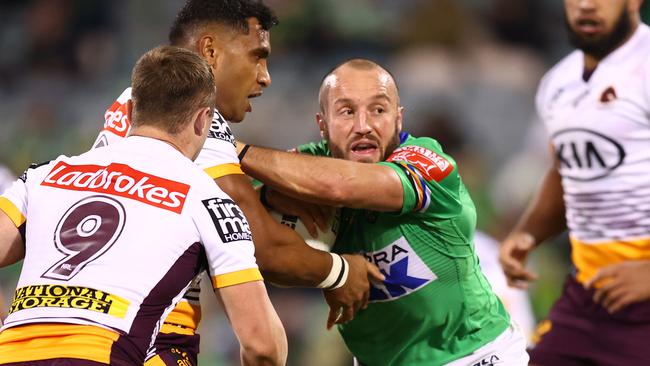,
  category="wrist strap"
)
[238,144,251,162]
[318,253,349,290]
[260,185,271,208]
